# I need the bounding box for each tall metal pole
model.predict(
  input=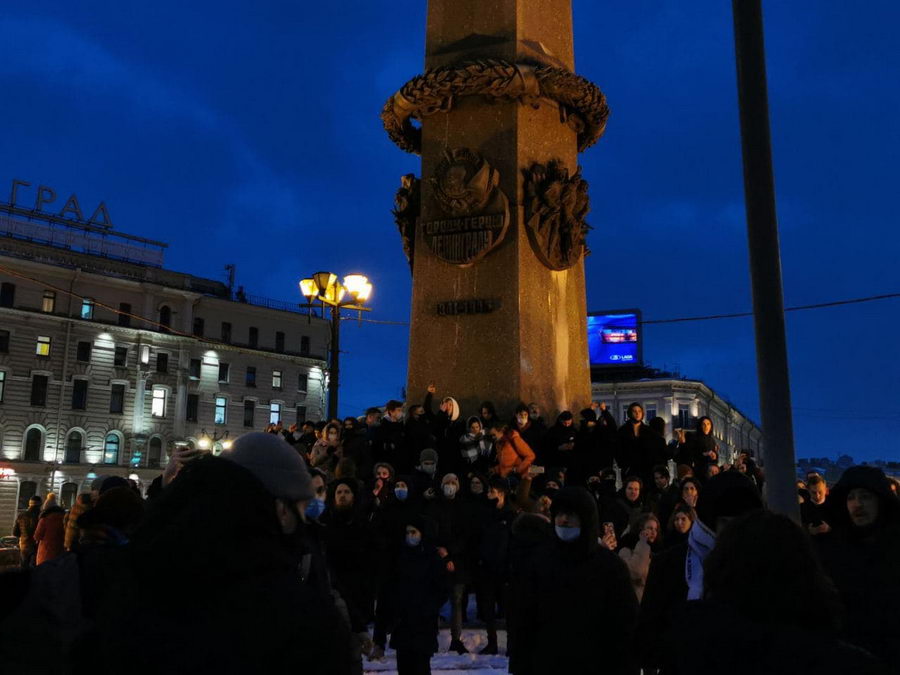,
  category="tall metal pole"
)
[732,0,798,518]
[327,304,340,420]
